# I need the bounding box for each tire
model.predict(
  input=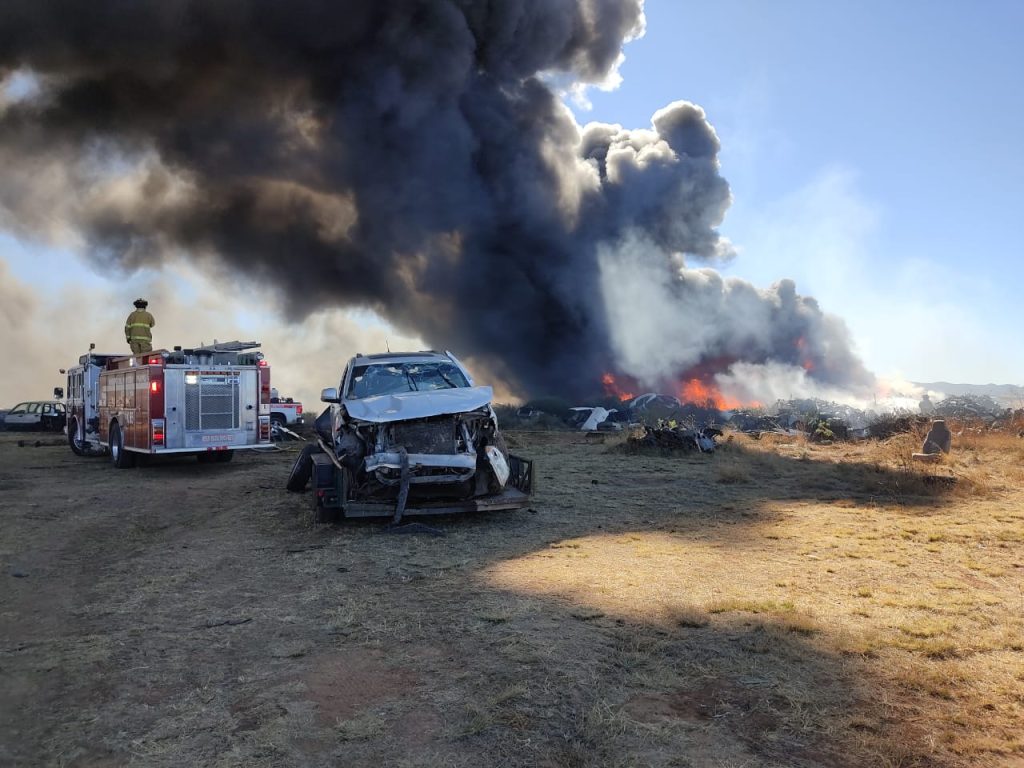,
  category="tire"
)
[214,451,234,463]
[286,444,318,492]
[110,422,135,469]
[68,417,85,456]
[270,413,286,429]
